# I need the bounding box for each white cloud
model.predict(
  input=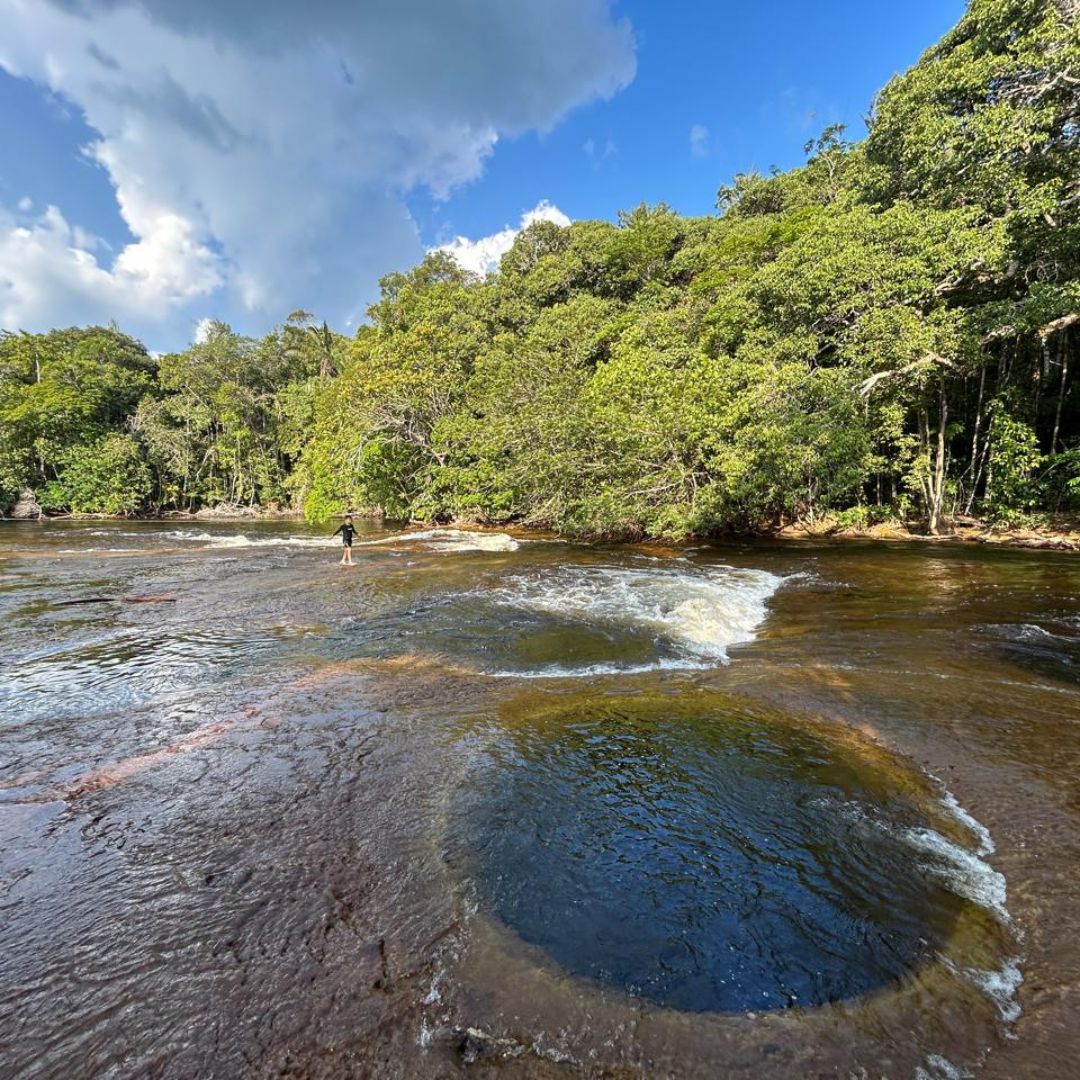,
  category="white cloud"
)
[16,196,33,212]
[689,123,710,158]
[583,136,617,165]
[0,0,635,346]
[0,201,221,331]
[192,316,215,344]
[436,200,571,276]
